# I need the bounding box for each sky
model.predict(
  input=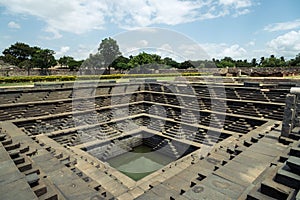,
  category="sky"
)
[0,0,300,62]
